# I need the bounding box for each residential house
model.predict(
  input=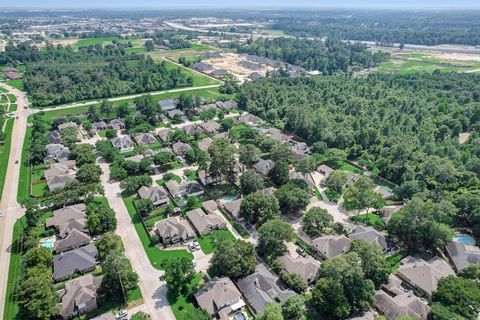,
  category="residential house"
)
[181,124,203,136]
[445,241,480,272]
[236,264,295,314]
[198,170,222,186]
[311,235,351,260]
[91,121,108,132]
[158,99,177,111]
[138,185,169,206]
[216,100,238,111]
[211,69,228,77]
[156,216,195,245]
[264,128,290,143]
[348,226,388,252]
[397,256,455,298]
[109,119,125,130]
[202,200,219,215]
[143,149,156,157]
[46,204,87,238]
[195,277,245,320]
[165,180,204,198]
[186,208,227,236]
[44,161,76,191]
[198,137,213,153]
[110,136,134,153]
[44,143,71,163]
[58,121,79,131]
[172,141,192,156]
[278,254,320,284]
[291,142,310,161]
[197,103,219,114]
[47,130,62,144]
[134,133,157,146]
[237,114,263,127]
[253,159,274,177]
[167,109,185,119]
[317,164,334,178]
[199,121,221,135]
[289,171,315,188]
[124,154,145,163]
[223,199,243,222]
[157,128,172,142]
[380,205,403,223]
[249,72,262,80]
[58,274,102,319]
[375,186,394,199]
[53,228,91,253]
[53,244,98,281]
